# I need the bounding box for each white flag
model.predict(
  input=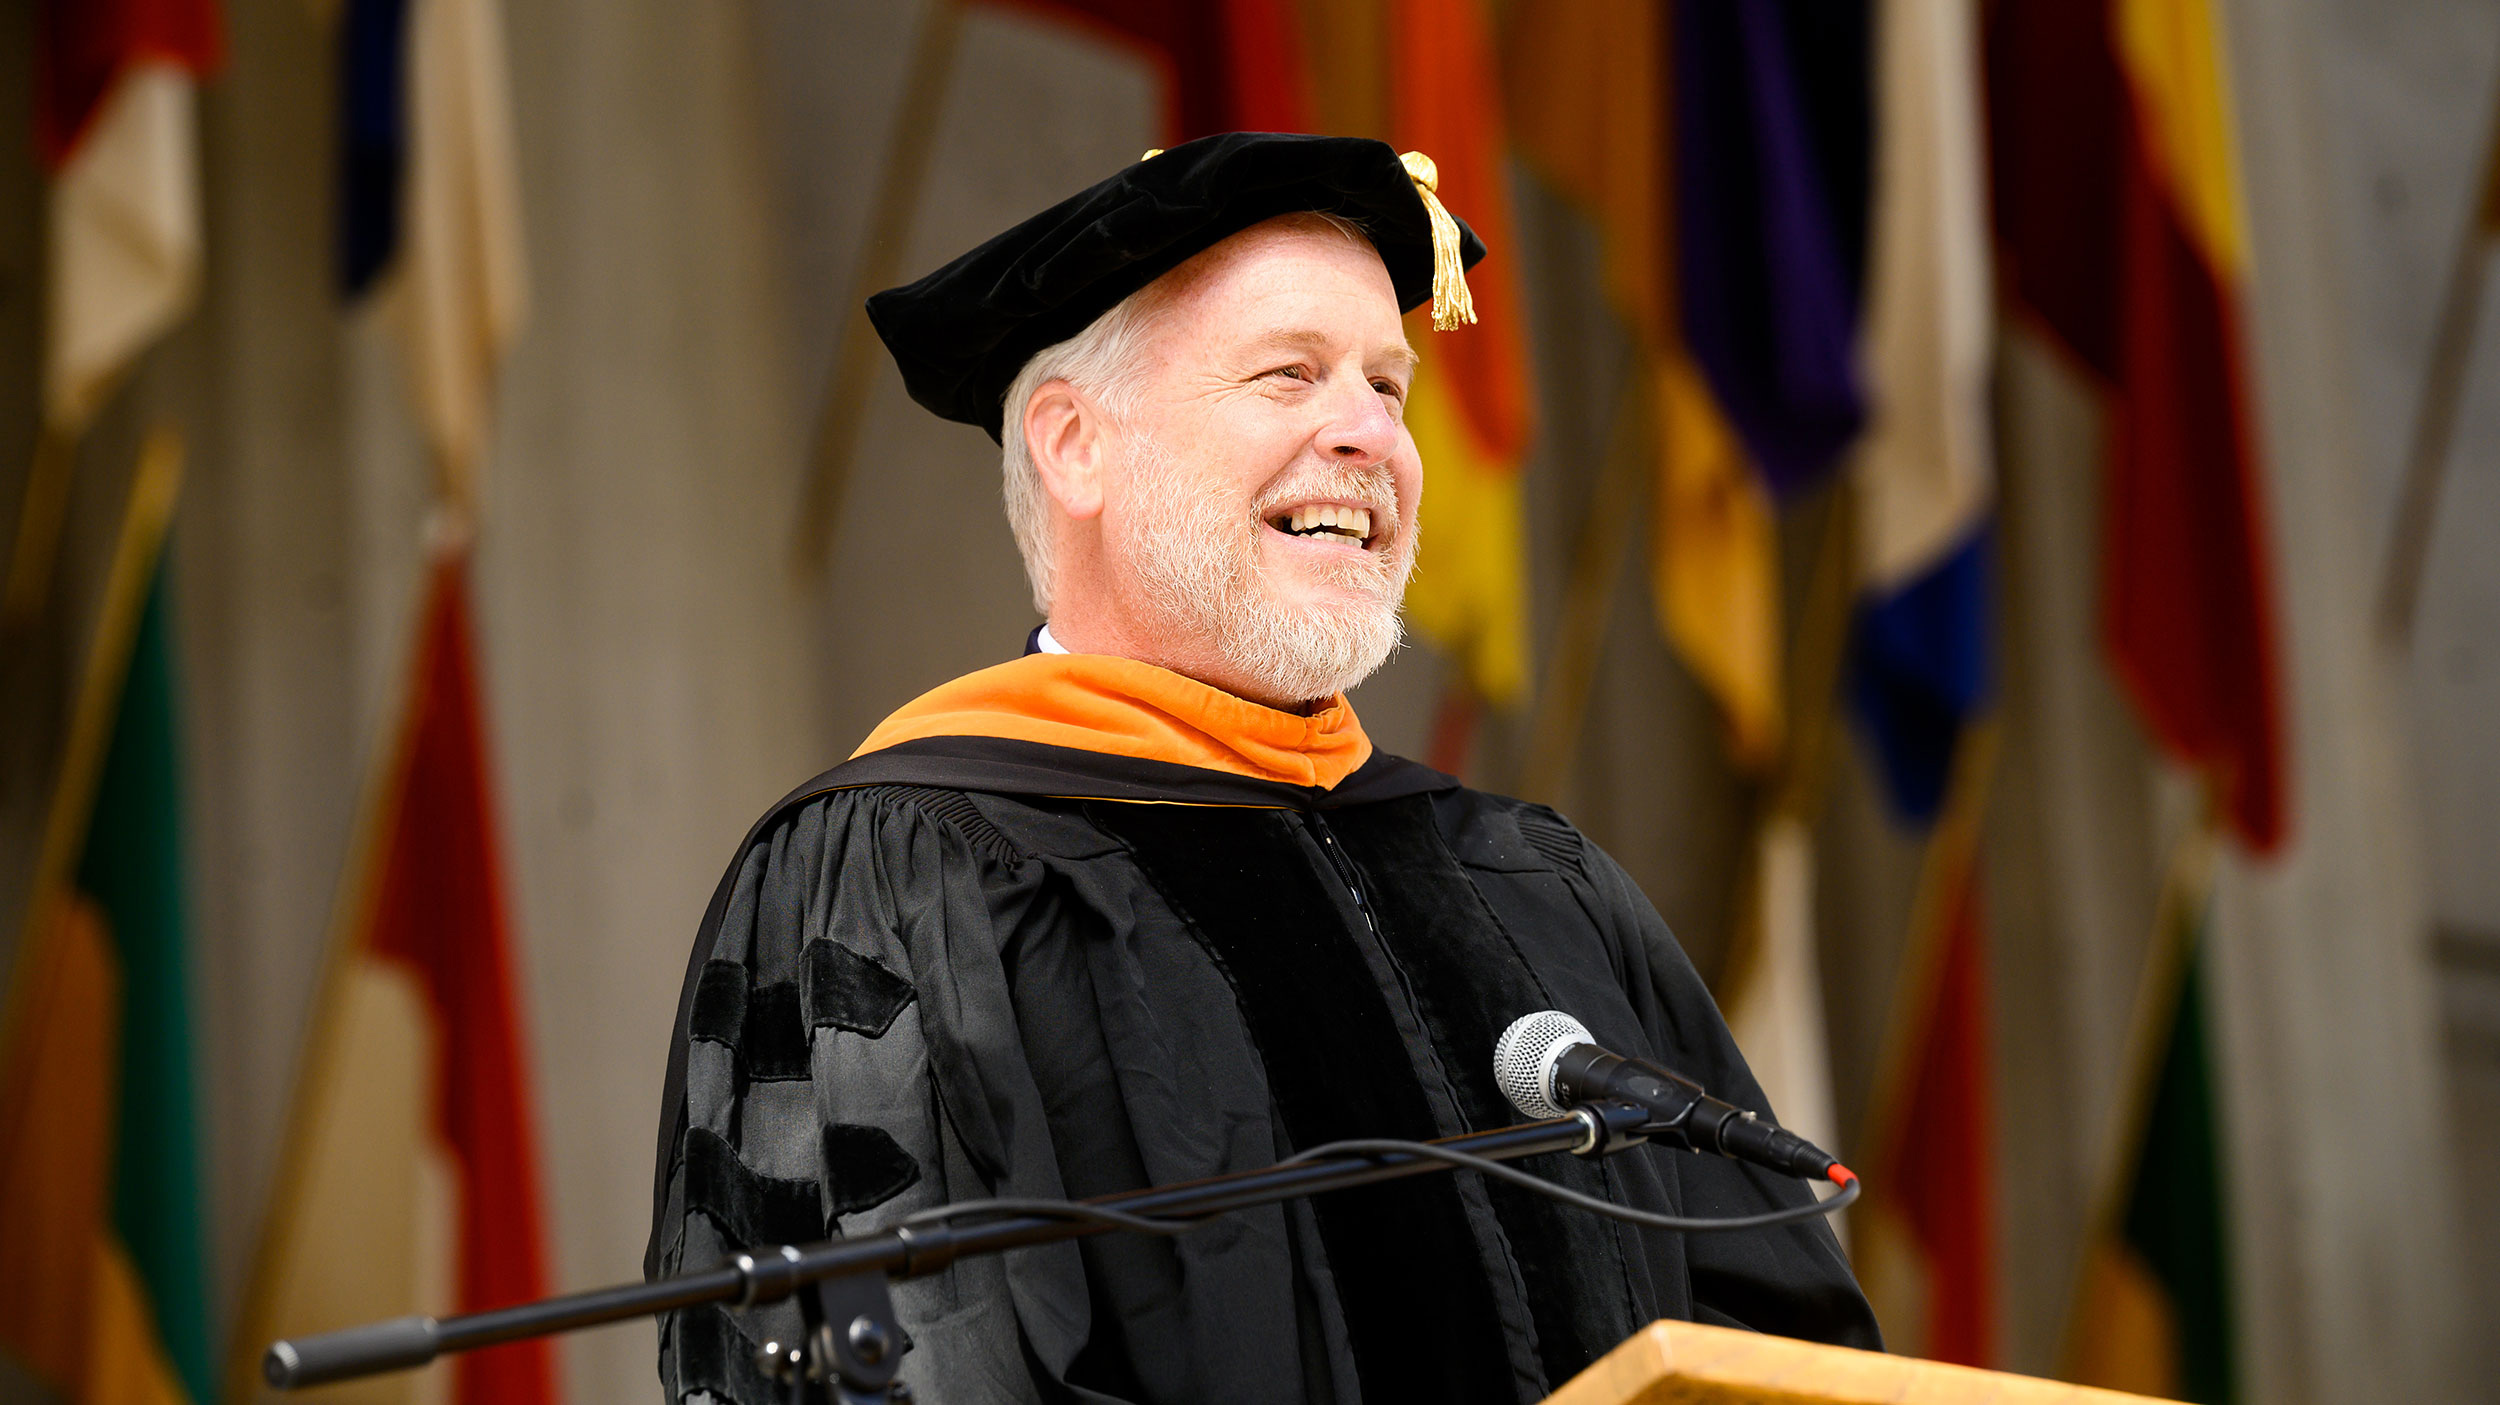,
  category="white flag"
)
[46,63,204,435]
[1723,814,1842,1166]
[391,0,530,504]
[1852,0,1994,592]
